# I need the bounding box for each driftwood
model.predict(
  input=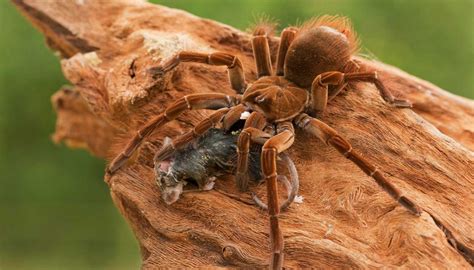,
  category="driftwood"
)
[13,0,474,268]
